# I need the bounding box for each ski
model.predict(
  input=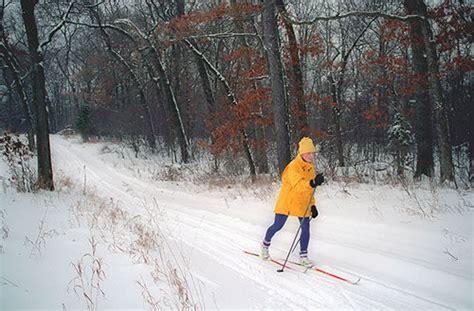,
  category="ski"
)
[286,259,361,285]
[243,250,295,270]
[243,250,360,285]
